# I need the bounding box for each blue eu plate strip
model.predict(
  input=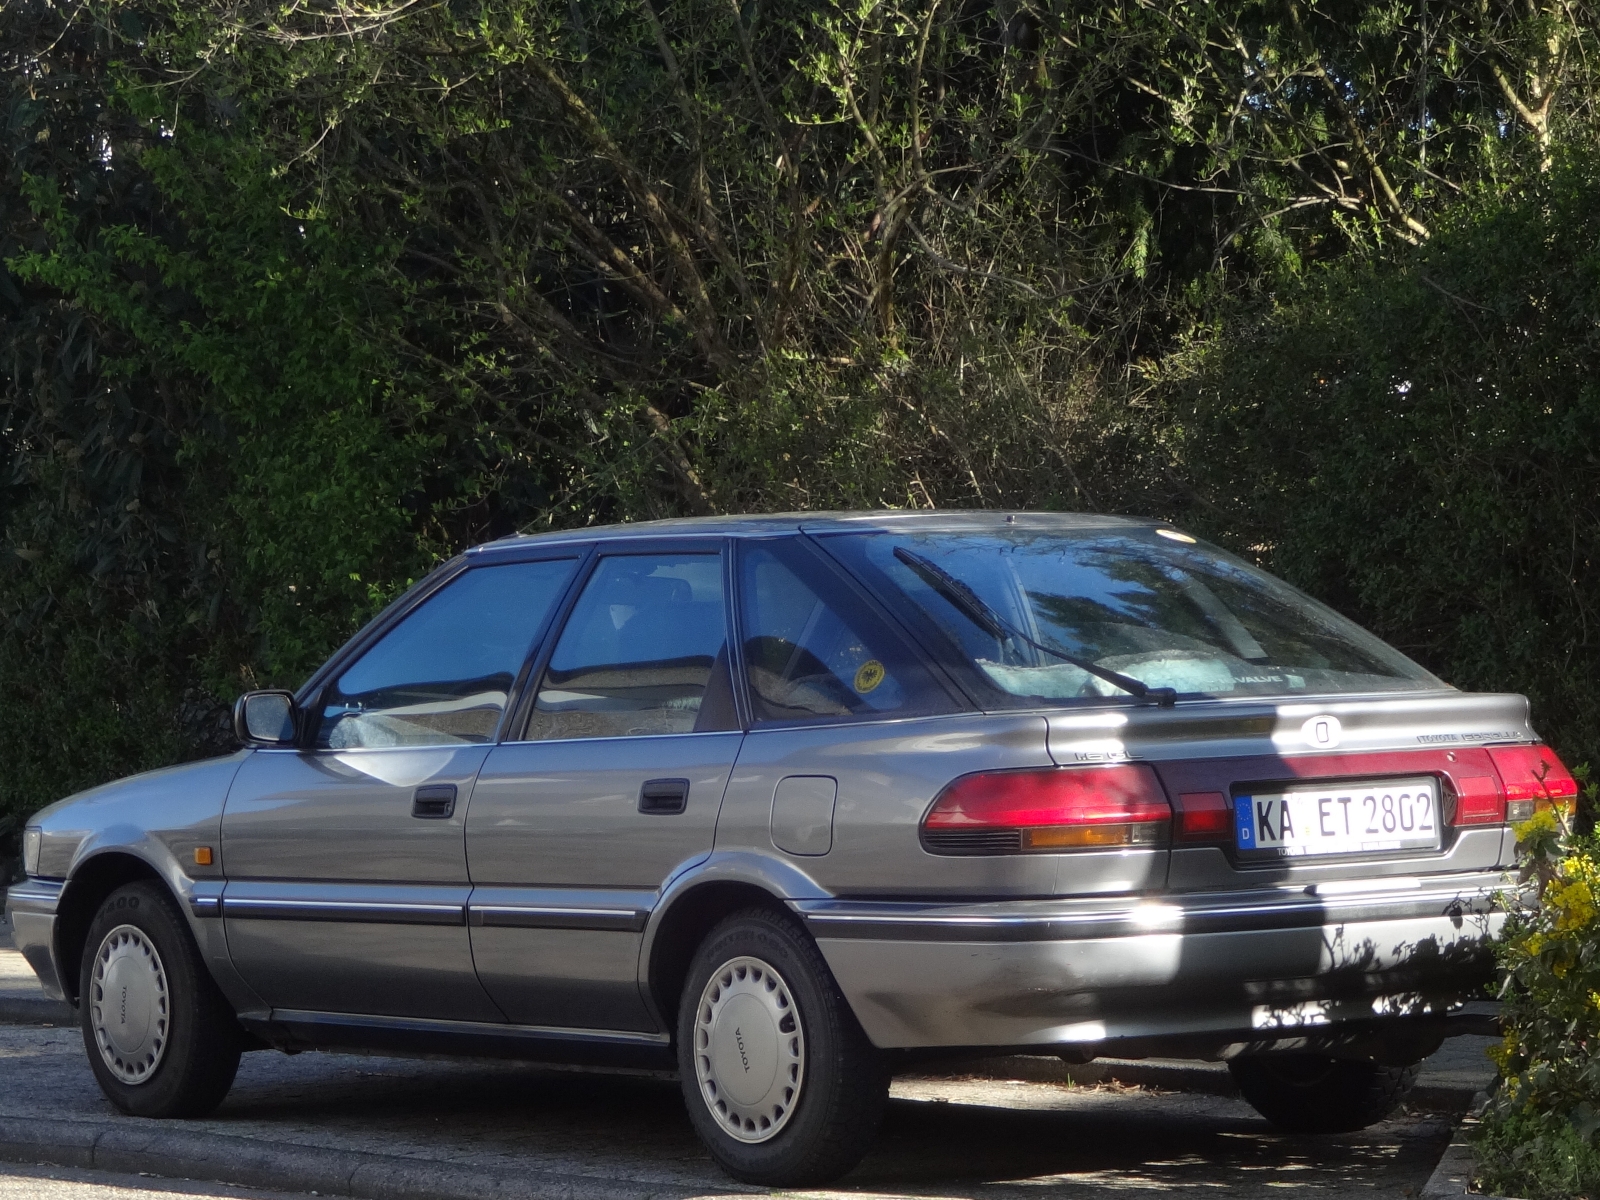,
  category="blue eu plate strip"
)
[1234,795,1256,848]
